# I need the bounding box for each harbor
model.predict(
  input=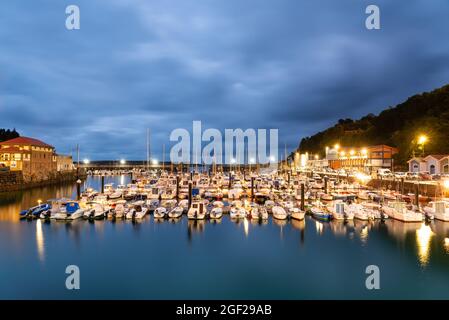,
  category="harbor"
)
[2,170,449,299]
